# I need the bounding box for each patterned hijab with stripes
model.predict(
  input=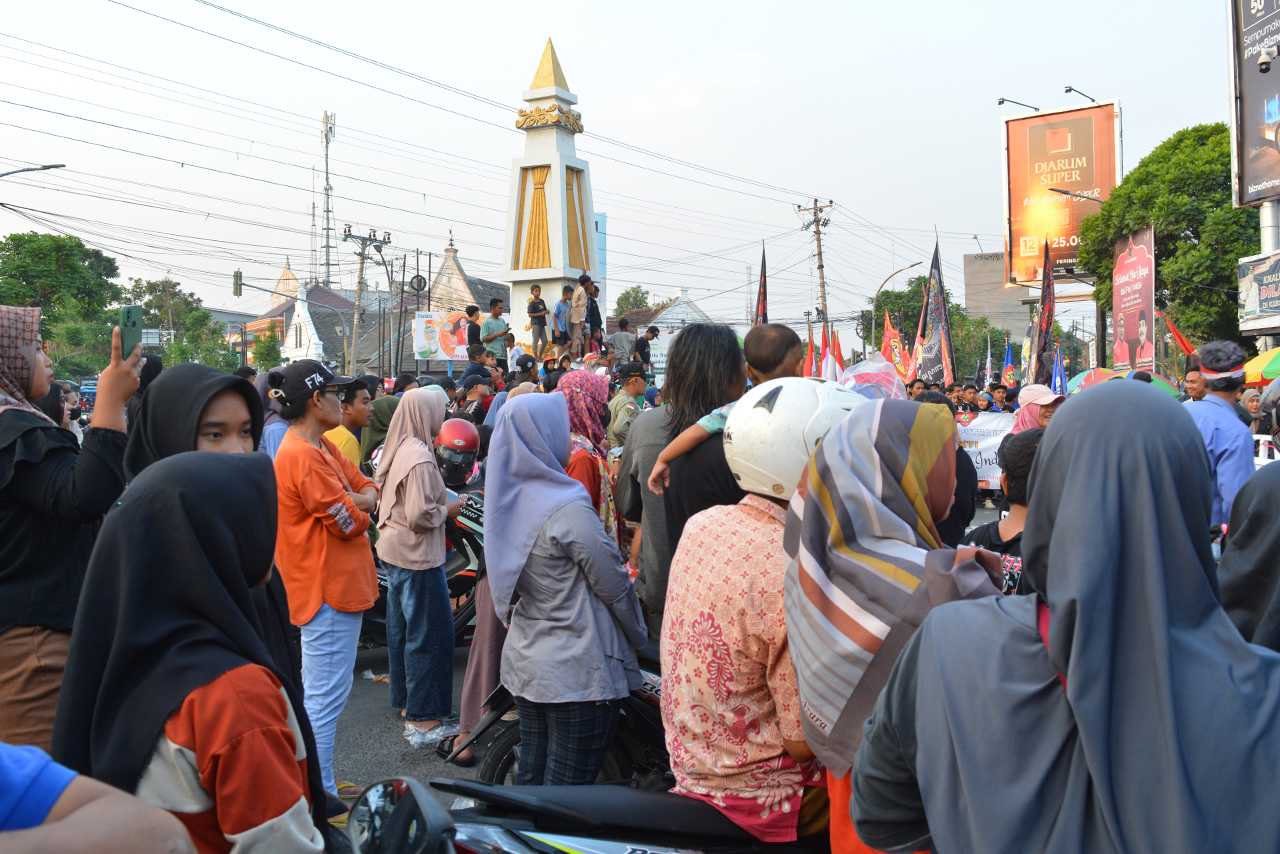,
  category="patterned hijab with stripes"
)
[783,398,999,774]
